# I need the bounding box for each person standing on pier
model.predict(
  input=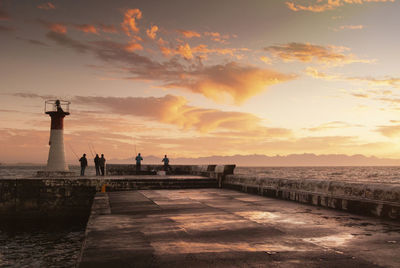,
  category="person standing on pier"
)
[100,154,106,176]
[94,154,100,176]
[79,154,88,176]
[162,155,170,171]
[135,153,143,173]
